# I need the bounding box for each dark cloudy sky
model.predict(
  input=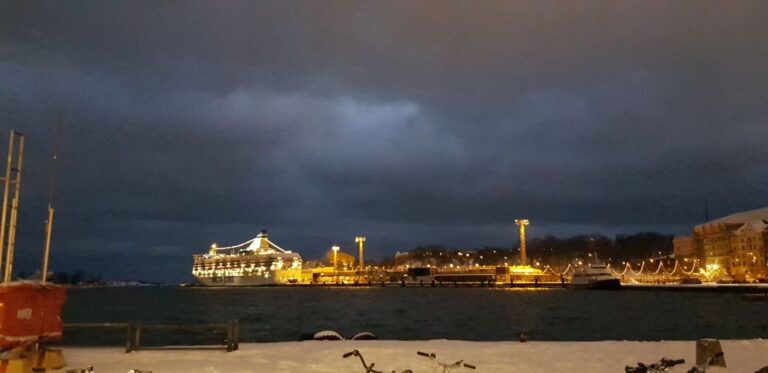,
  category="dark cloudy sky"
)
[1,1,767,283]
